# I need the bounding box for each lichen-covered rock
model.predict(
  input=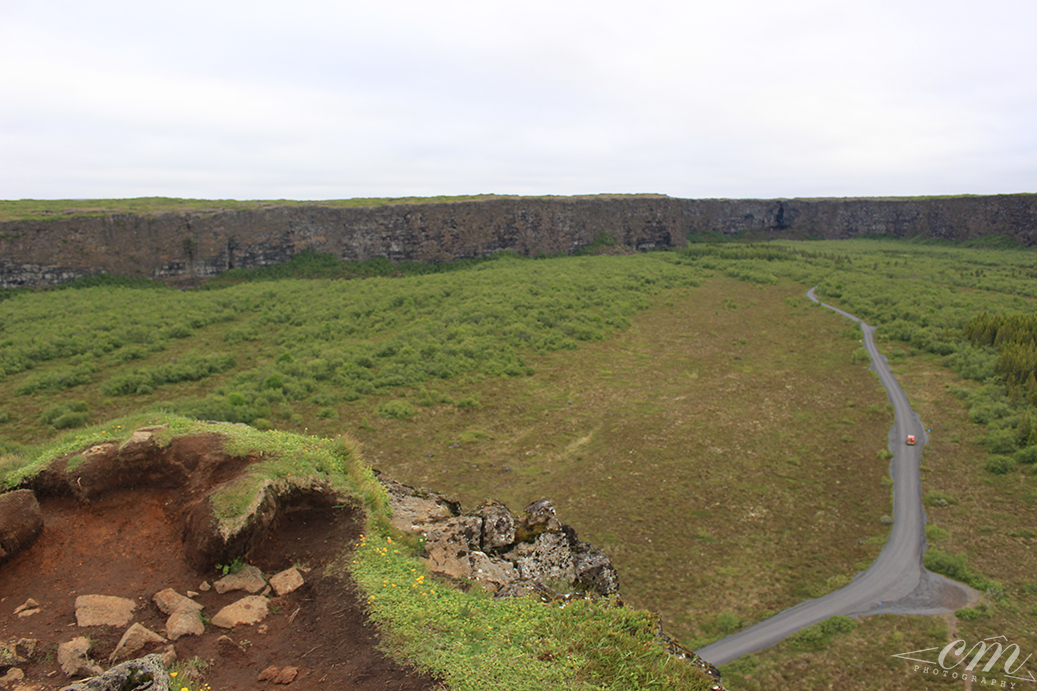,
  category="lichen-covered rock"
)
[573,543,620,596]
[380,477,457,532]
[62,652,171,691]
[477,500,515,552]
[0,490,44,563]
[422,516,482,579]
[516,532,576,585]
